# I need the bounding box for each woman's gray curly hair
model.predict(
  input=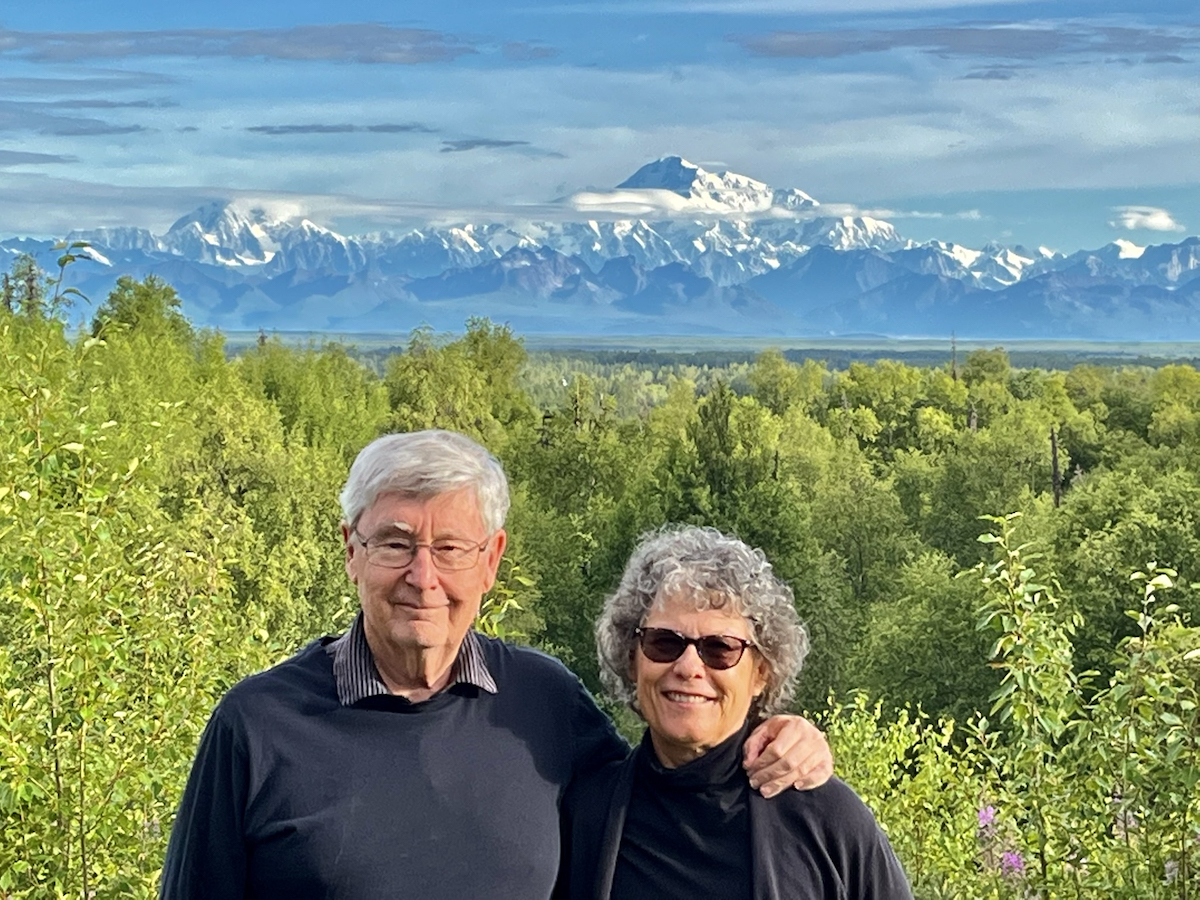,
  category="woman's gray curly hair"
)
[596,524,809,717]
